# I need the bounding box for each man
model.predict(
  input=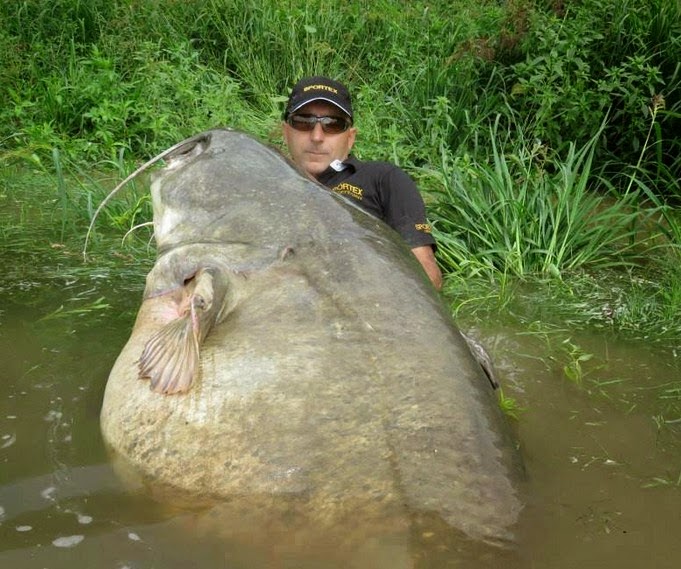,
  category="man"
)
[282,76,443,290]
